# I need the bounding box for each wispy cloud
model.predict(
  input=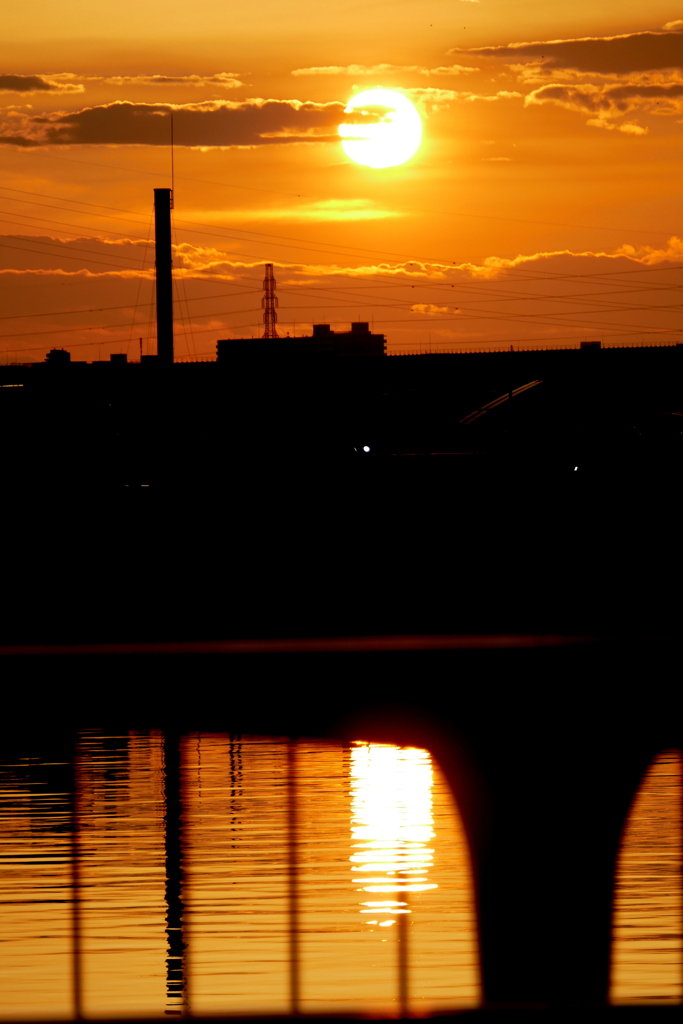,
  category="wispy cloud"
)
[615,236,683,262]
[0,233,151,269]
[3,236,683,359]
[411,303,455,314]
[586,118,648,135]
[292,63,477,77]
[217,199,403,223]
[100,73,243,89]
[405,87,521,109]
